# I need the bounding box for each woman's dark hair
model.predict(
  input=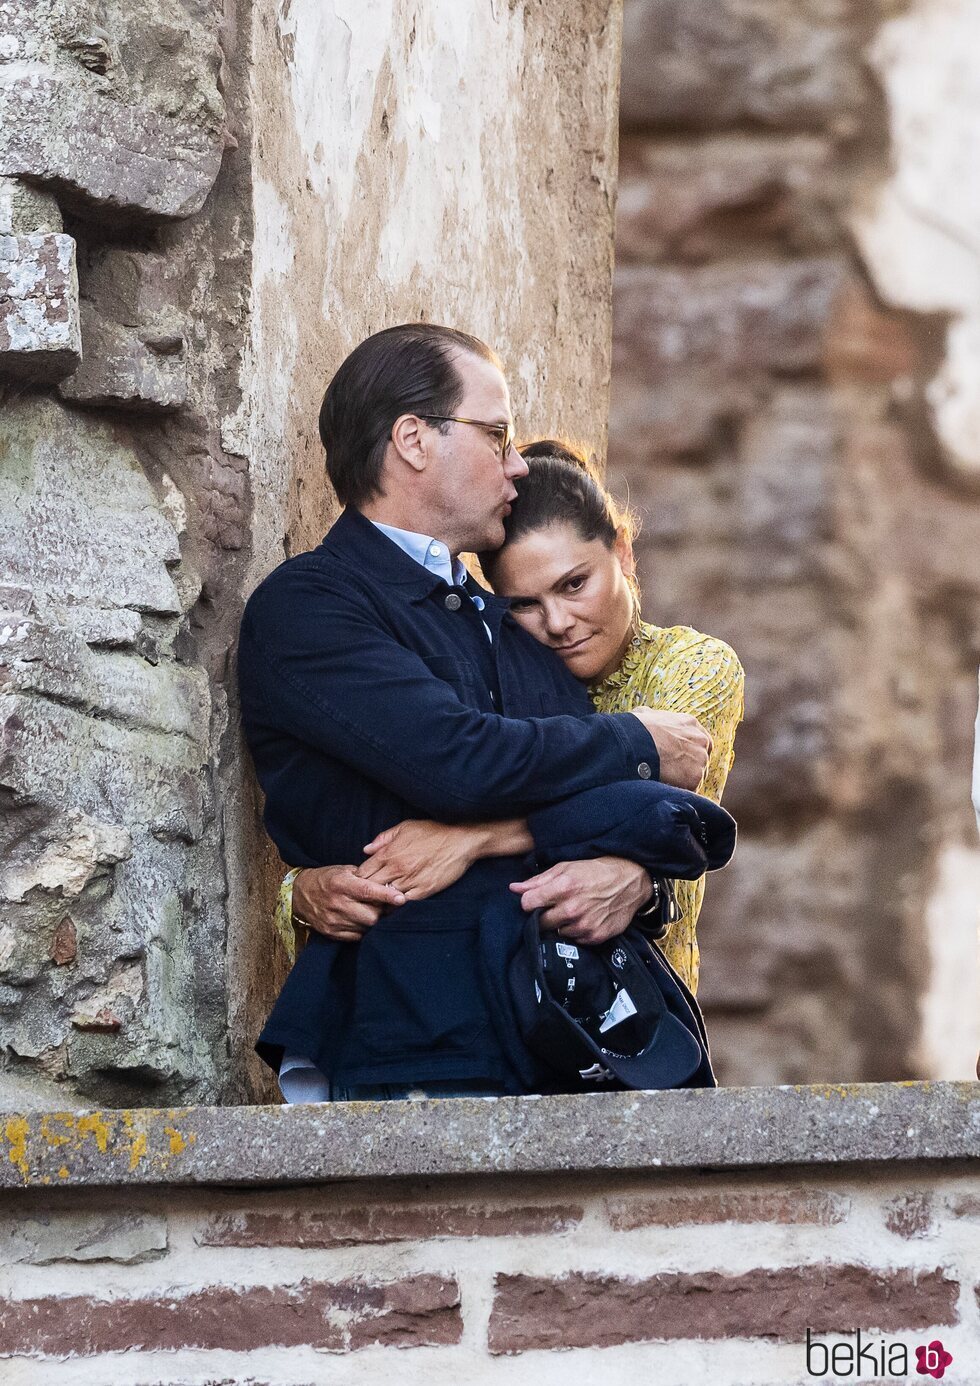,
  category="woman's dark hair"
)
[318,323,500,508]
[479,437,637,581]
